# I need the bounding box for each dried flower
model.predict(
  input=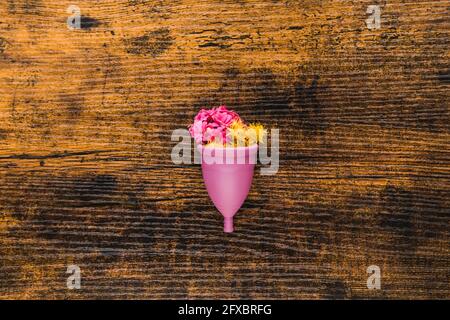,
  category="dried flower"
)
[189,106,265,147]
